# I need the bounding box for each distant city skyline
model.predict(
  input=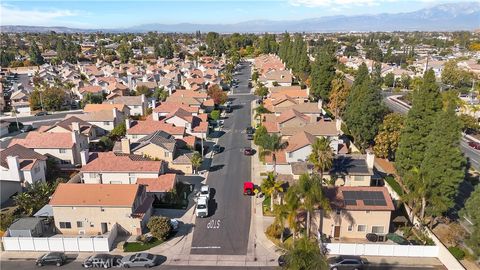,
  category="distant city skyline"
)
[0,0,473,29]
